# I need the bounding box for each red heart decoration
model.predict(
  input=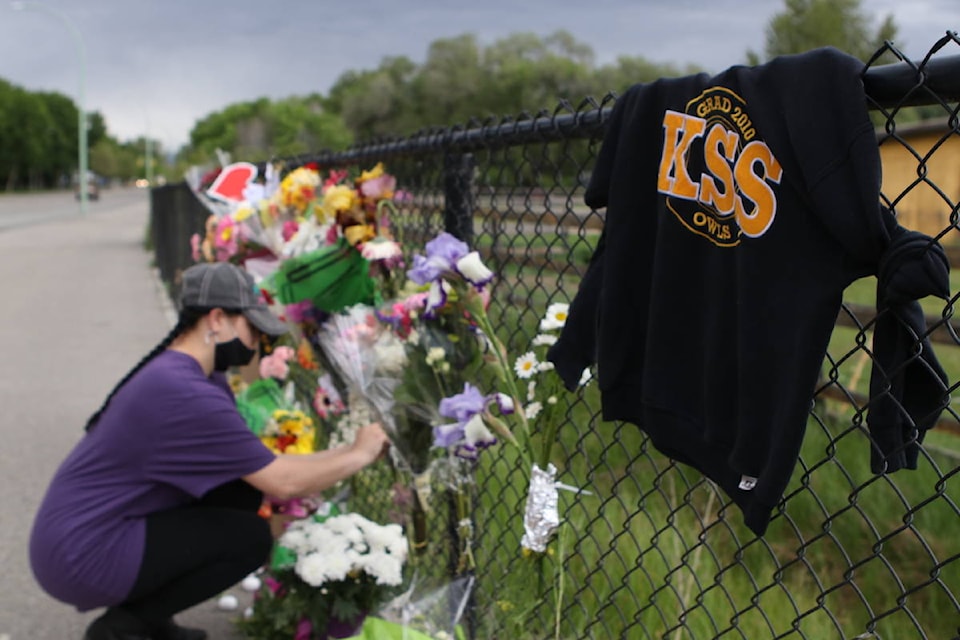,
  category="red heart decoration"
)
[206,162,258,202]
